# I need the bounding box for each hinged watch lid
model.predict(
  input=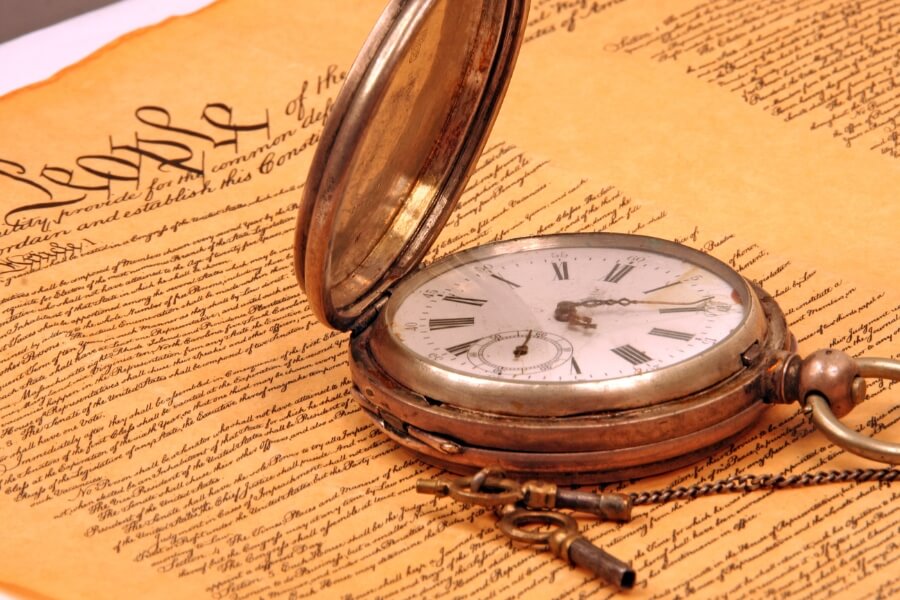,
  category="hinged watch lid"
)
[295,0,529,331]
